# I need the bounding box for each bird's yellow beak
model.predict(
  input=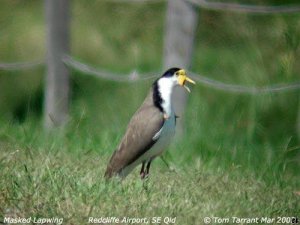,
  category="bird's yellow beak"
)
[177,69,196,92]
